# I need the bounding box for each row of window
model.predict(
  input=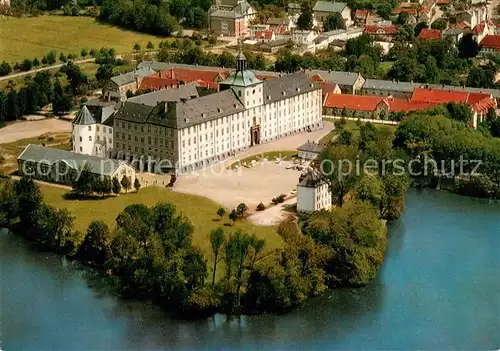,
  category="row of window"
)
[87,125,112,133]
